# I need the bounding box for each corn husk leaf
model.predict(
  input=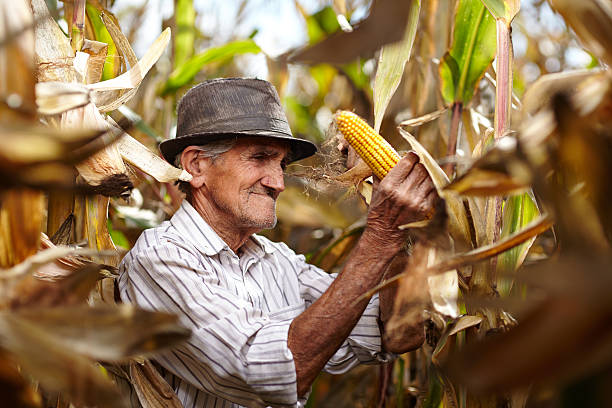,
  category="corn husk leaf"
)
[31,0,75,83]
[80,39,108,84]
[84,4,120,81]
[92,12,142,112]
[399,128,473,250]
[399,108,448,128]
[0,313,127,408]
[75,194,122,265]
[372,0,420,132]
[64,103,132,197]
[0,123,101,163]
[117,134,192,183]
[432,314,482,365]
[8,263,103,309]
[88,27,170,95]
[9,305,190,362]
[36,81,90,115]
